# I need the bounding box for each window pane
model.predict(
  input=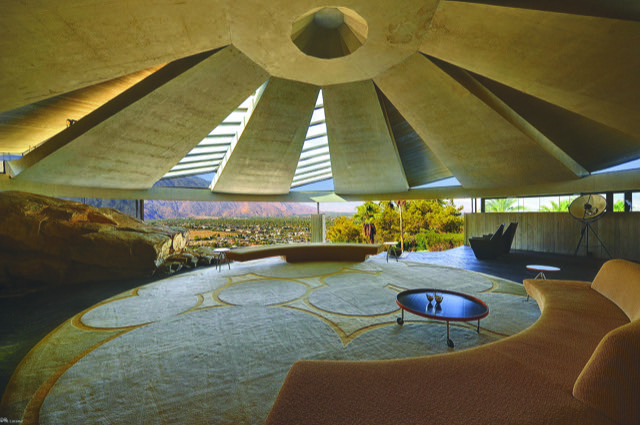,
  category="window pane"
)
[613,193,625,212]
